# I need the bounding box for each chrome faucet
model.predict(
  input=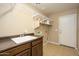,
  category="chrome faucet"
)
[20,33,25,37]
